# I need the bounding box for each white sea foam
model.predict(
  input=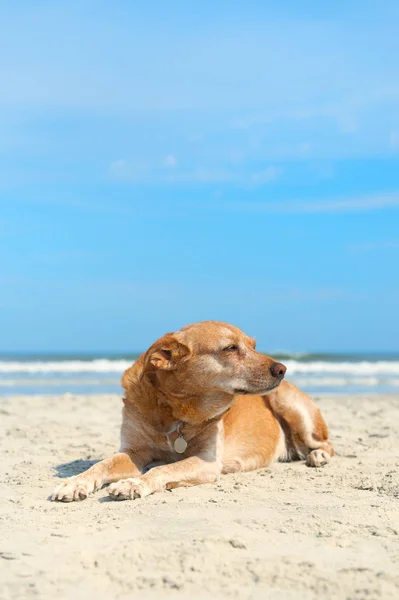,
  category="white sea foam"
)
[284,360,399,376]
[0,359,132,374]
[1,375,399,389]
[1,359,399,376]
[292,377,399,387]
[0,378,120,386]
